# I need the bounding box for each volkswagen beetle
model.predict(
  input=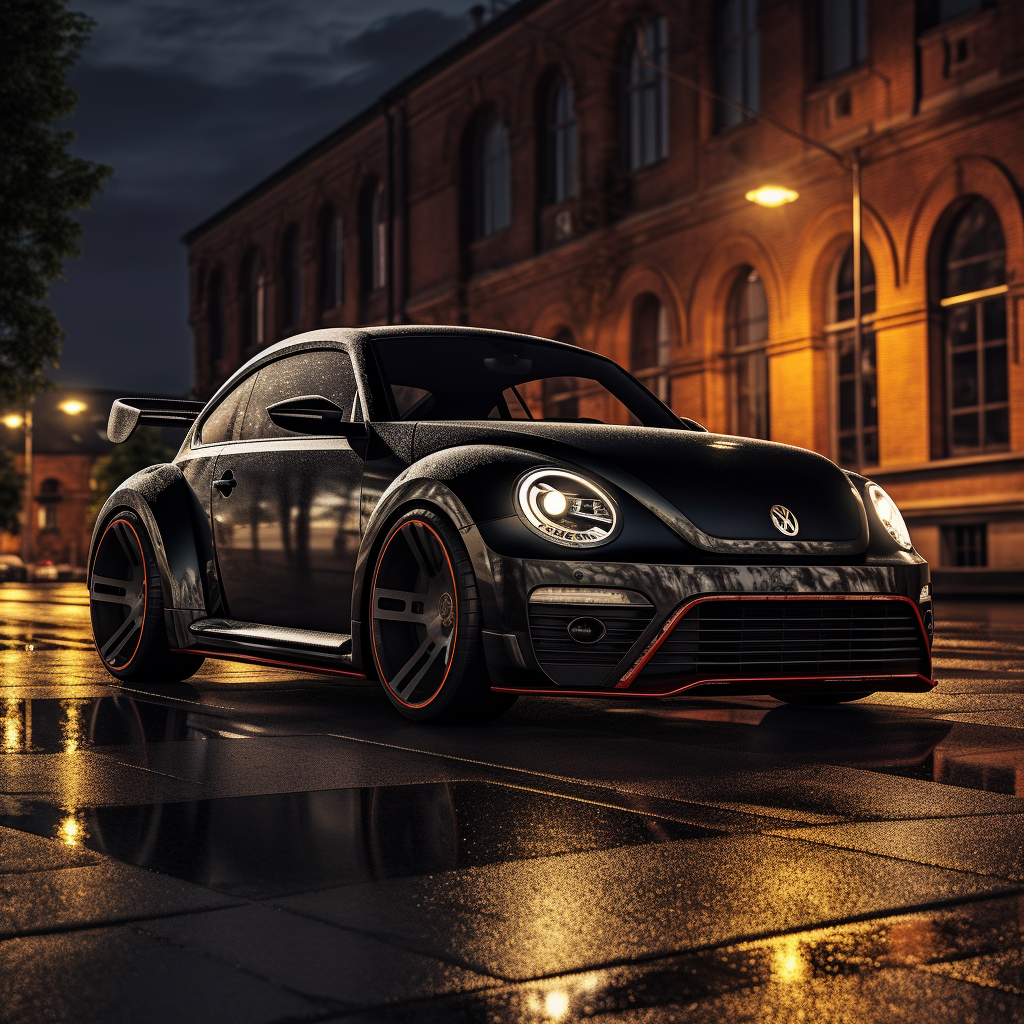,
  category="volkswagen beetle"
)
[88,326,933,722]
